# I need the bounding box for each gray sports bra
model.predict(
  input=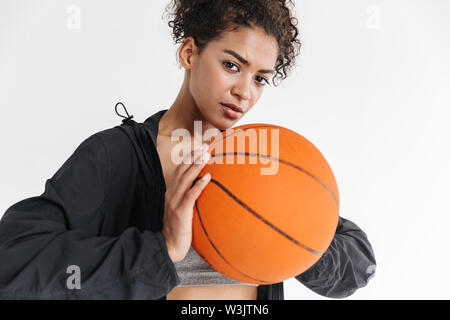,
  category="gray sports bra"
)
[173,246,259,287]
